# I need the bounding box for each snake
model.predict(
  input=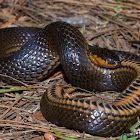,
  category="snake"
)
[0,22,139,137]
